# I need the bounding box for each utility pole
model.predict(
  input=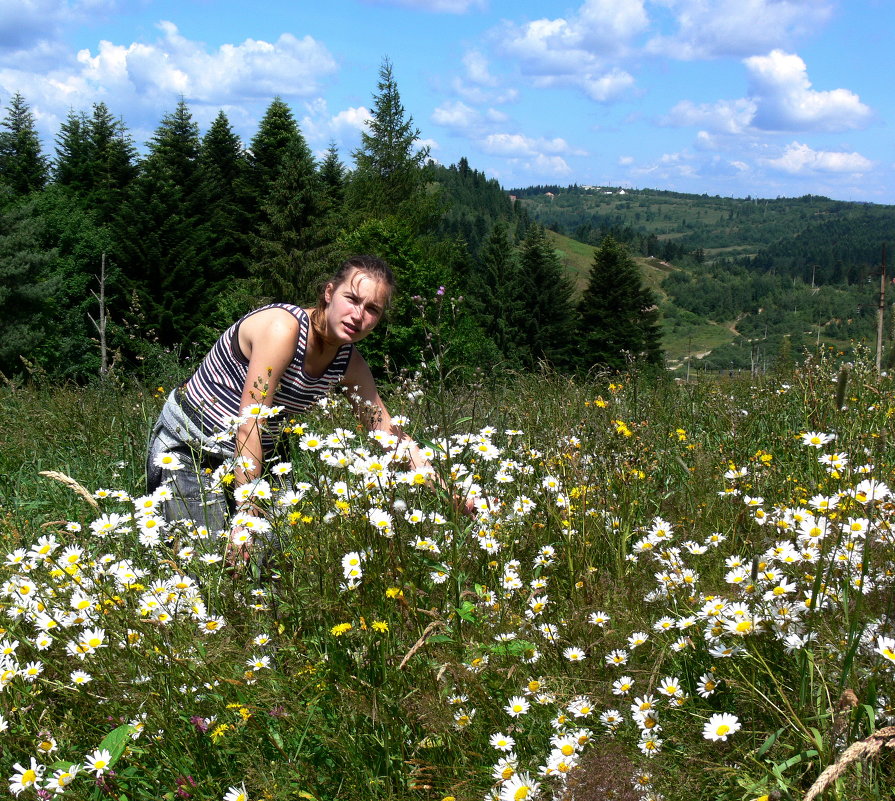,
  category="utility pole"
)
[876,244,887,373]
